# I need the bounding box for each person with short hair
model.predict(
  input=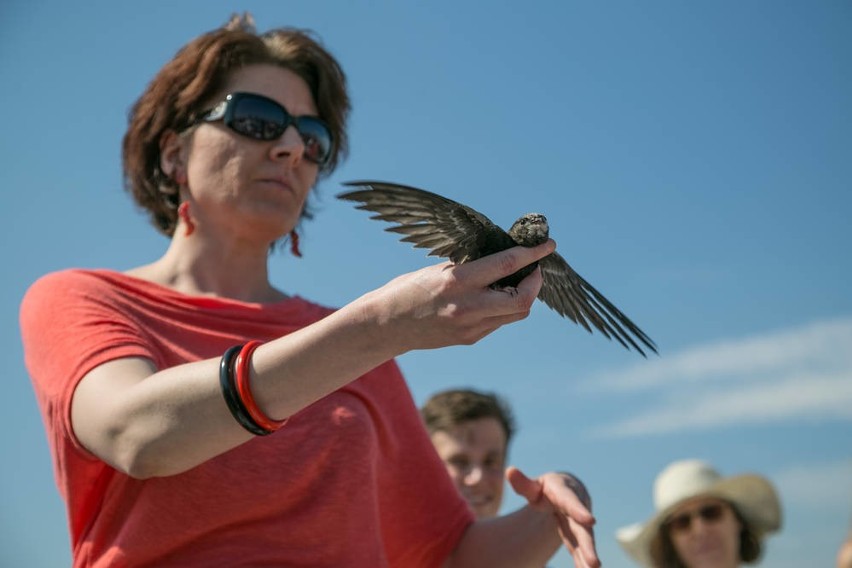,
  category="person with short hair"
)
[616,459,782,568]
[20,13,599,568]
[422,389,517,518]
